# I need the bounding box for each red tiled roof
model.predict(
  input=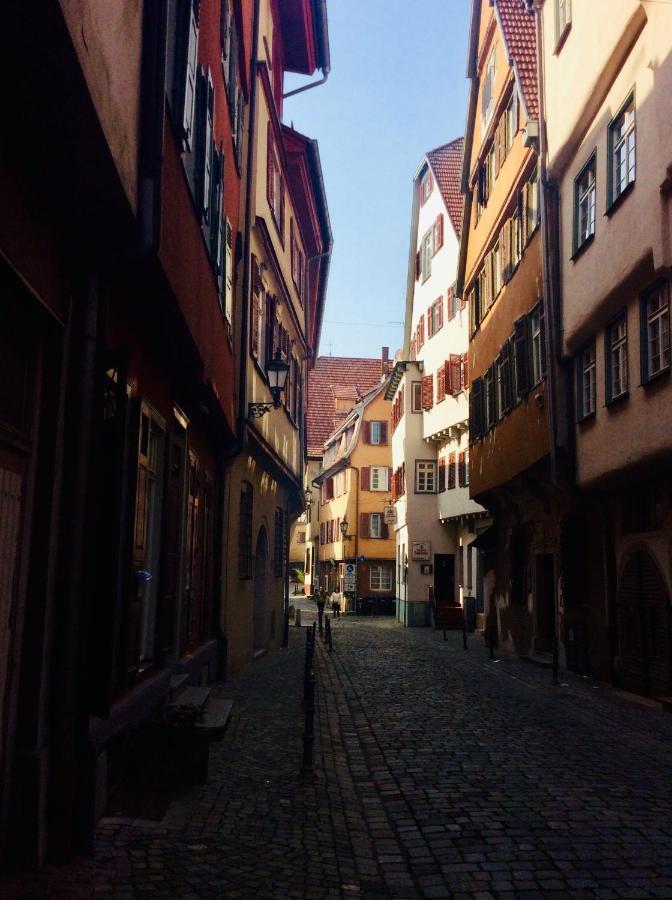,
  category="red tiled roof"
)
[495,0,538,119]
[306,356,387,456]
[426,137,465,239]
